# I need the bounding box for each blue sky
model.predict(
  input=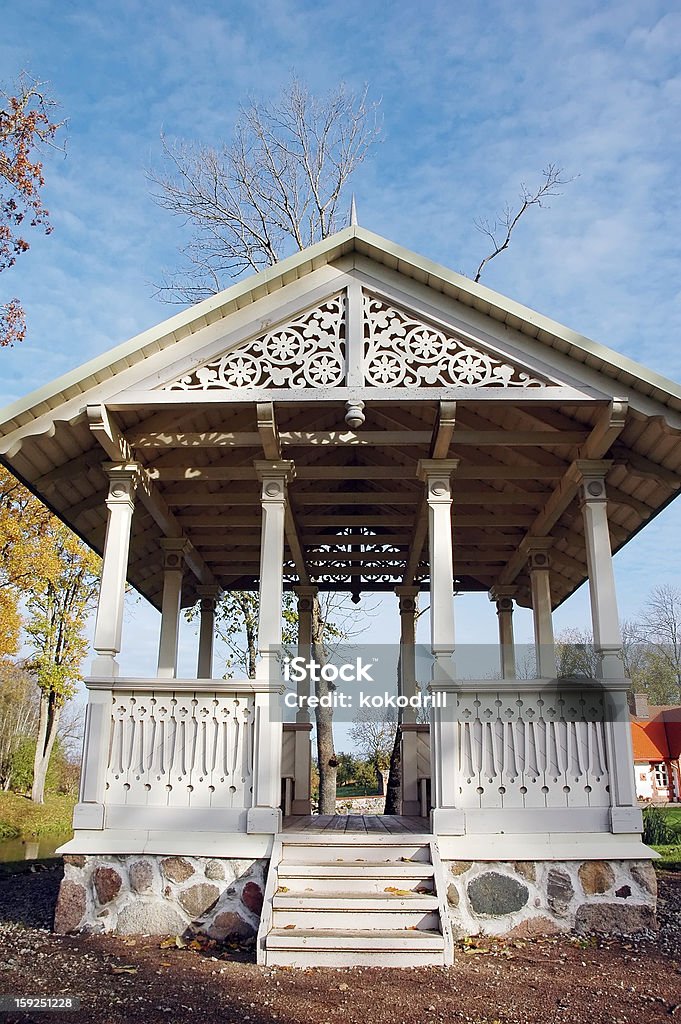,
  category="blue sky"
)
[2,1,681,716]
